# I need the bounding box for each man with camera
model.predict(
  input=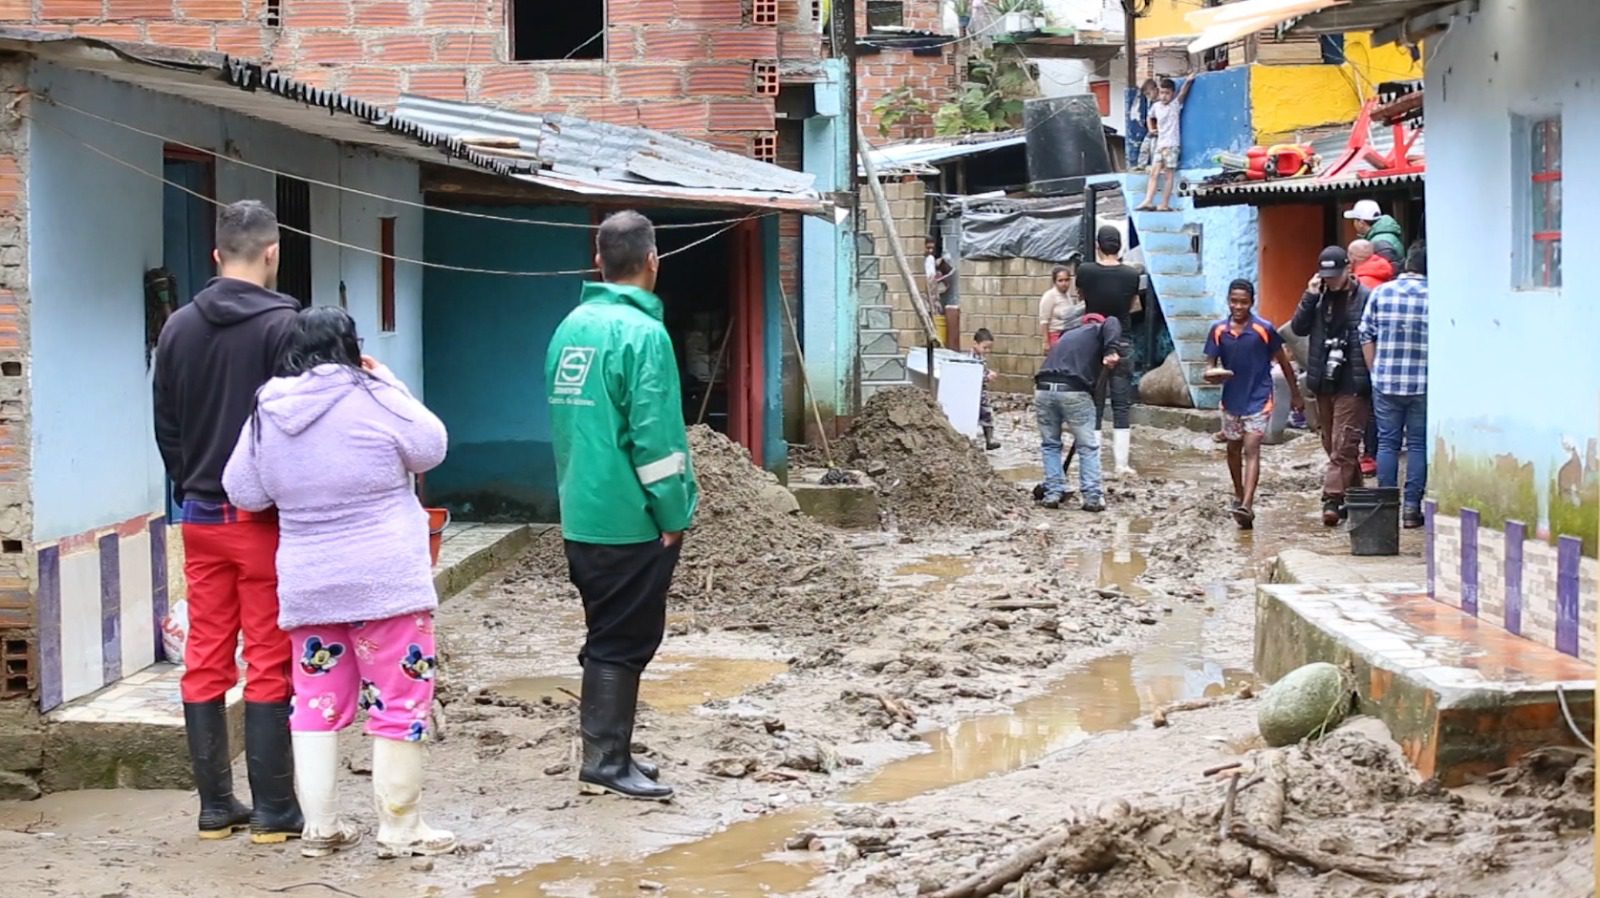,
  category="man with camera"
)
[1292,246,1374,527]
